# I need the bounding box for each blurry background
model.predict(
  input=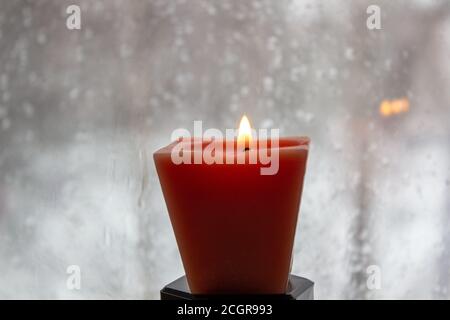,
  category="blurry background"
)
[0,0,449,299]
